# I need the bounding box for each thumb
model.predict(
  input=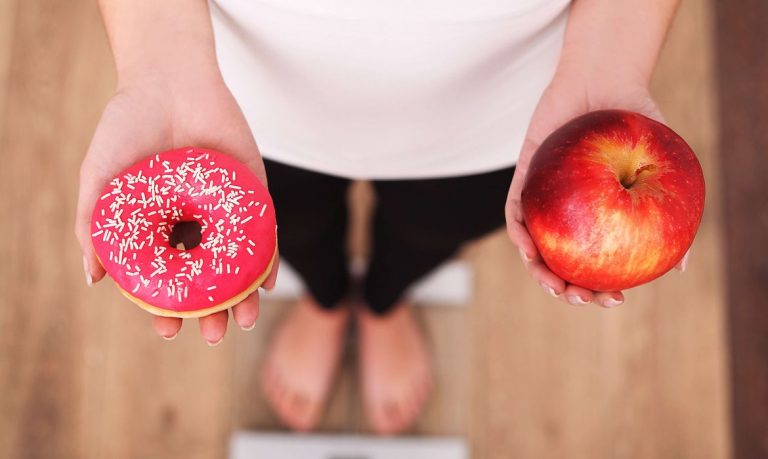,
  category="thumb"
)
[504,131,542,259]
[261,254,280,290]
[75,157,109,286]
